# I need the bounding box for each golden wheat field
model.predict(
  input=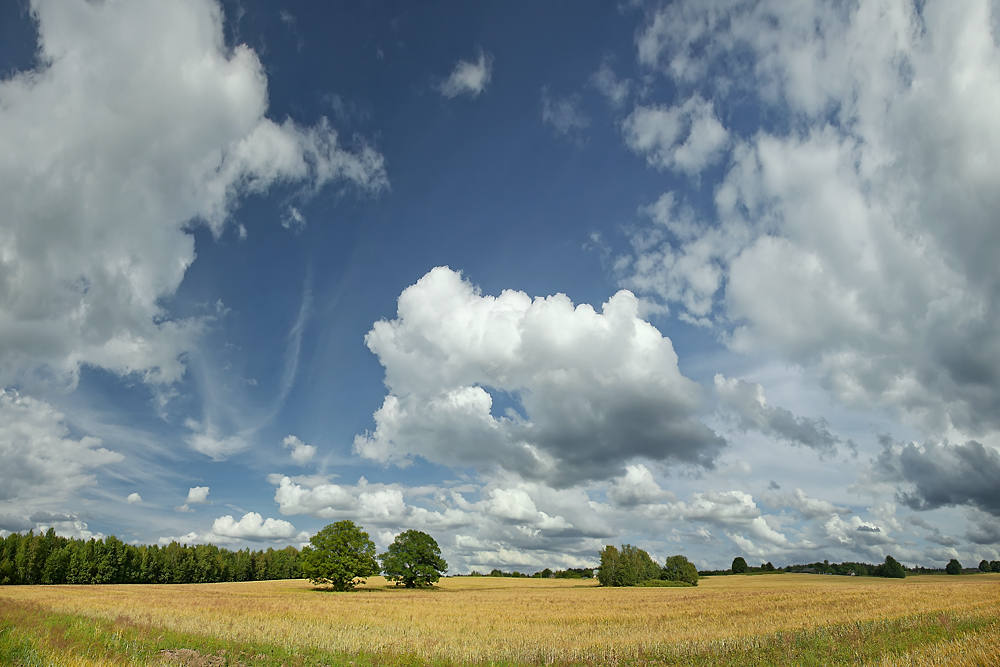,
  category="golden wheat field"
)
[2,573,1000,665]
